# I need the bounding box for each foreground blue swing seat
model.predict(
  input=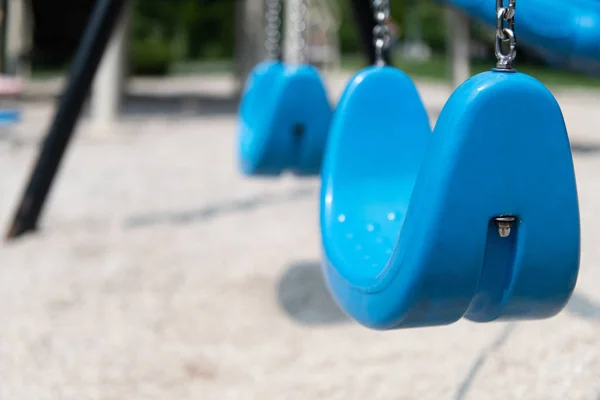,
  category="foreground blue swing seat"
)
[237,61,332,176]
[320,66,580,330]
